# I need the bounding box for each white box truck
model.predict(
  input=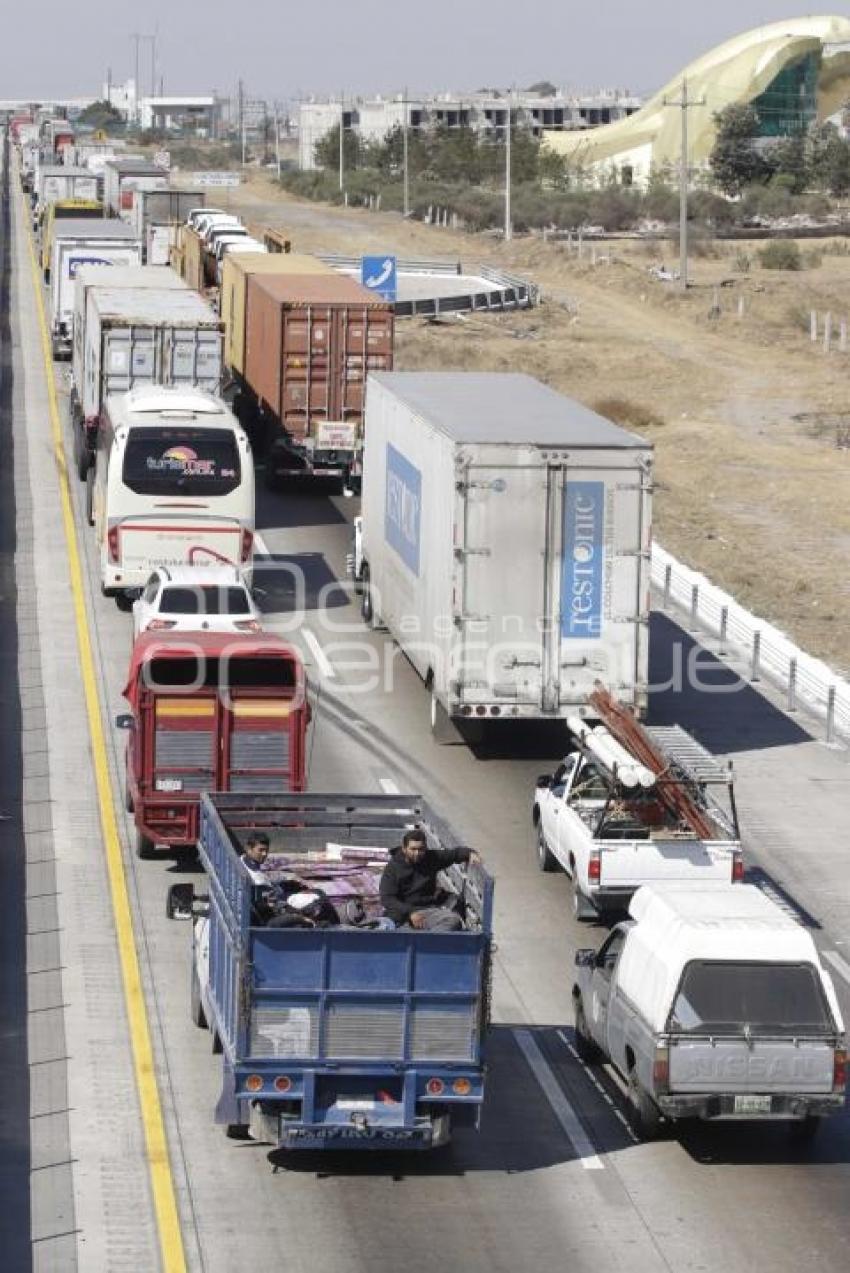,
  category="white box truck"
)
[49,221,142,360]
[357,373,653,732]
[70,280,222,481]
